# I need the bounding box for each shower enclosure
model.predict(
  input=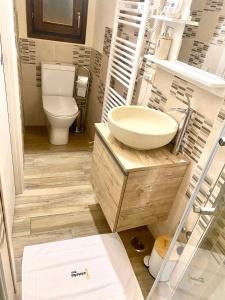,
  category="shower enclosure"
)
[147,122,225,300]
[0,269,7,300]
